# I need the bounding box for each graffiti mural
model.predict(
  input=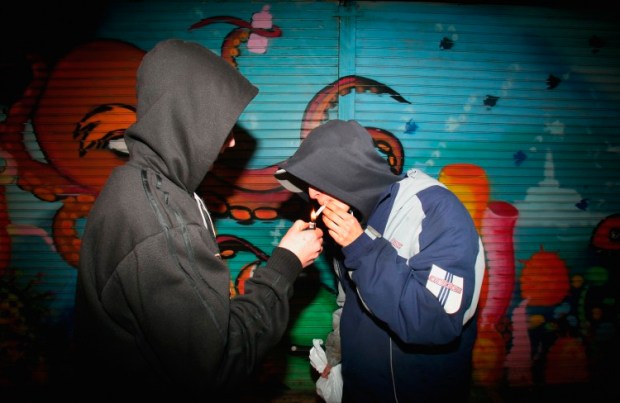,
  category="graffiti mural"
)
[1,1,618,398]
